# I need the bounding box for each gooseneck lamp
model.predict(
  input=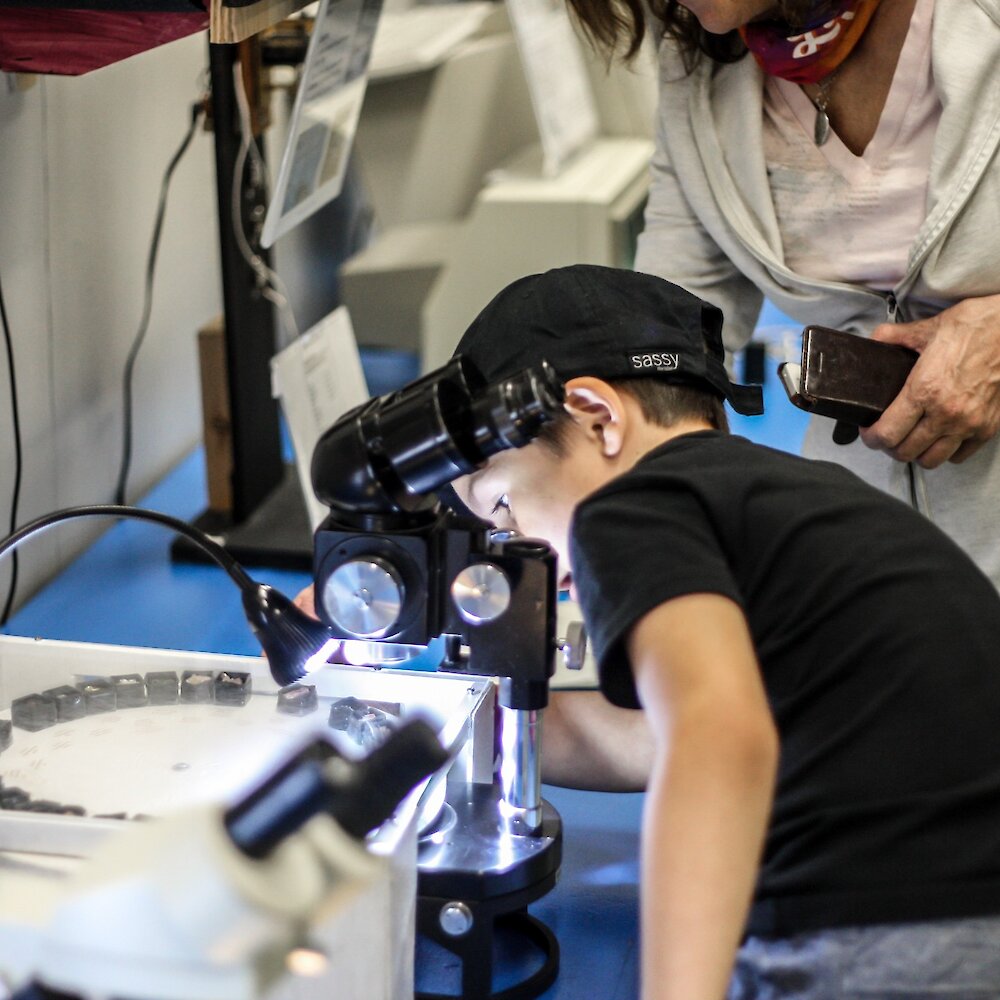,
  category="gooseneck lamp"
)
[0,504,337,686]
